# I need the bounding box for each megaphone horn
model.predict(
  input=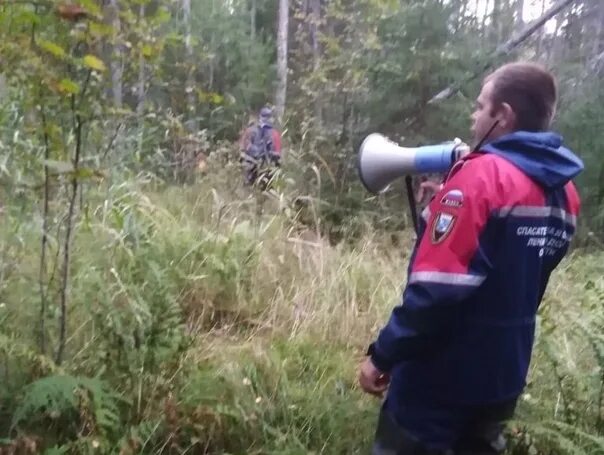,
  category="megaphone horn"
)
[357,133,467,194]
